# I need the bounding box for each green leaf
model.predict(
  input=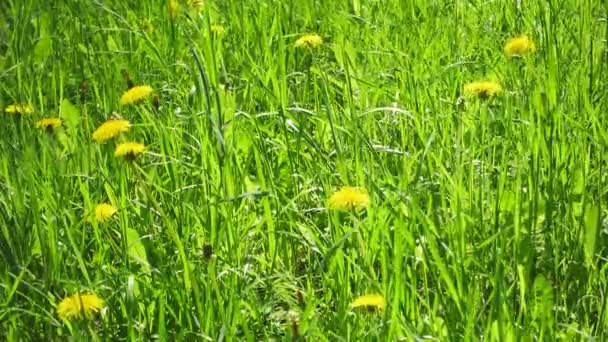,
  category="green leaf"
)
[126,228,151,274]
[107,35,119,52]
[34,36,52,62]
[59,99,80,129]
[78,43,89,54]
[33,14,52,62]
[584,205,599,268]
[57,99,81,155]
[532,274,554,333]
